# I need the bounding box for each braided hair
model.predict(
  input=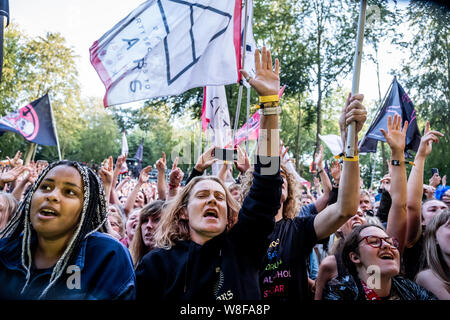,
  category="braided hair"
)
[0,160,108,299]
